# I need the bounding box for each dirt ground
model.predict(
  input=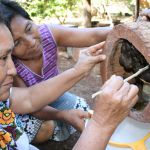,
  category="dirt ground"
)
[34,53,102,150]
